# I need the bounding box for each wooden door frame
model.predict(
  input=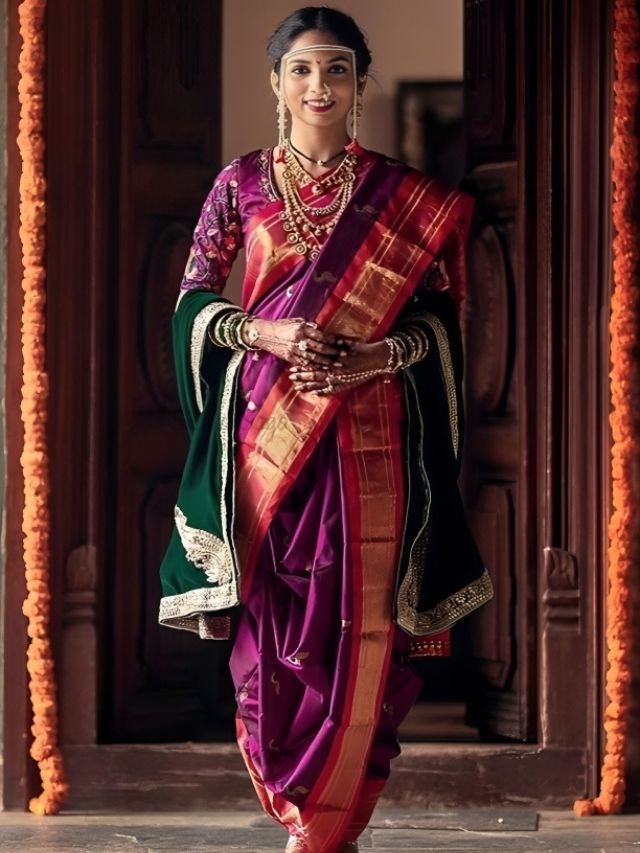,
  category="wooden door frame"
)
[2,0,620,809]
